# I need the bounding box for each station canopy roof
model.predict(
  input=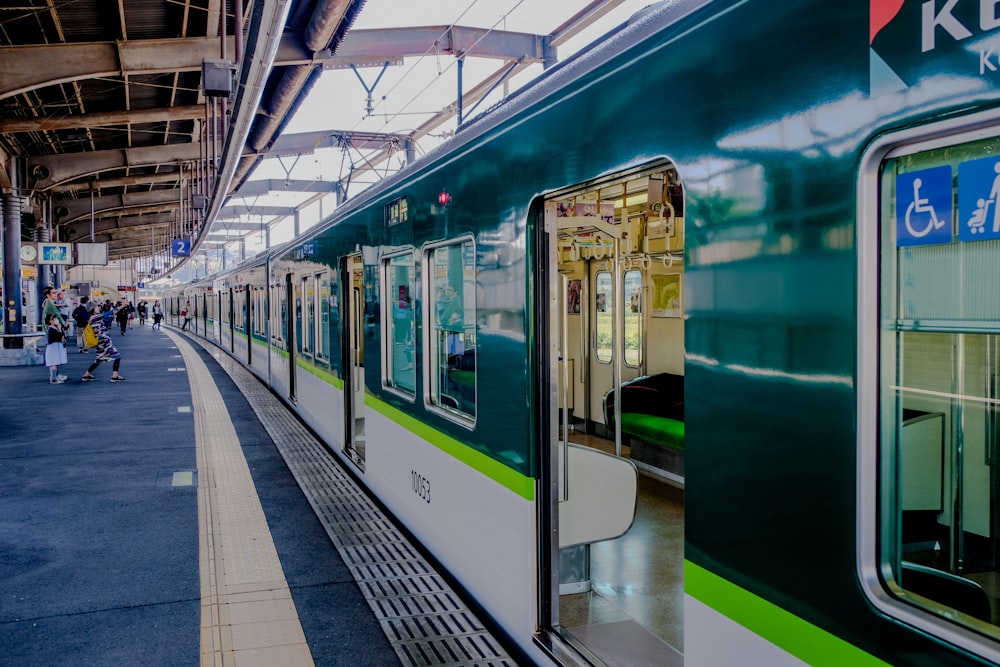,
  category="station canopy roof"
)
[0,0,650,274]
